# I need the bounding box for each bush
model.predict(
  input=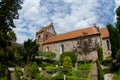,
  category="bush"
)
[14,66,23,80]
[97,60,104,80]
[98,47,103,61]
[24,65,32,79]
[44,66,59,74]
[38,51,56,59]
[60,52,77,65]
[53,74,64,80]
[31,62,39,77]
[63,56,72,75]
[103,68,111,74]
